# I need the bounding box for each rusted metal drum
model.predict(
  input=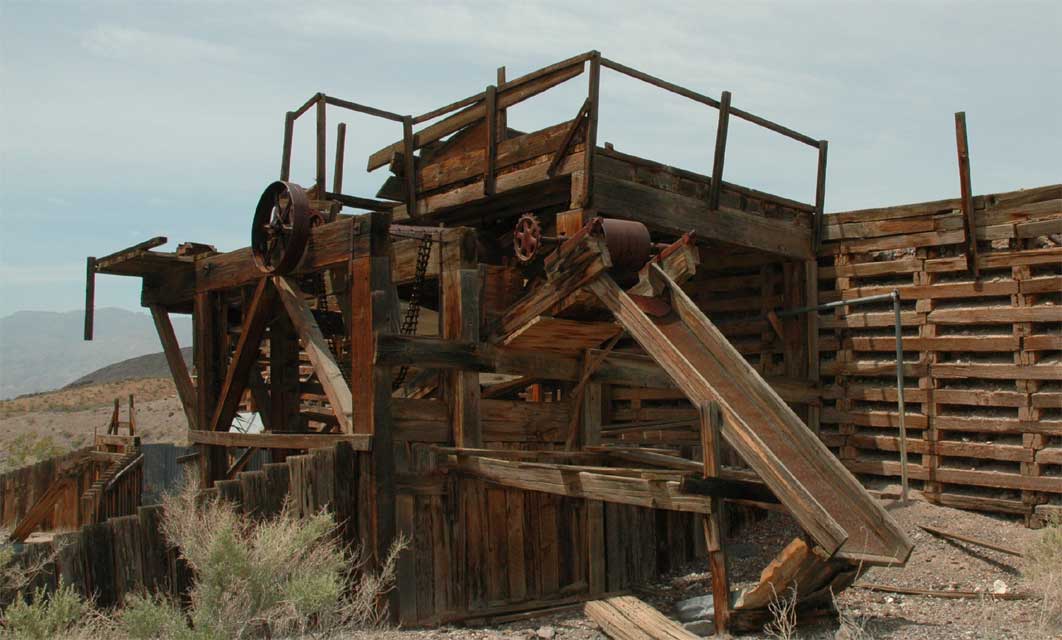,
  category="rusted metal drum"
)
[600,218,651,271]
